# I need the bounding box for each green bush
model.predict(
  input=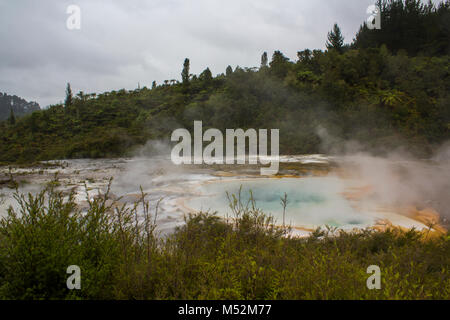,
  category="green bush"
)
[0,185,448,300]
